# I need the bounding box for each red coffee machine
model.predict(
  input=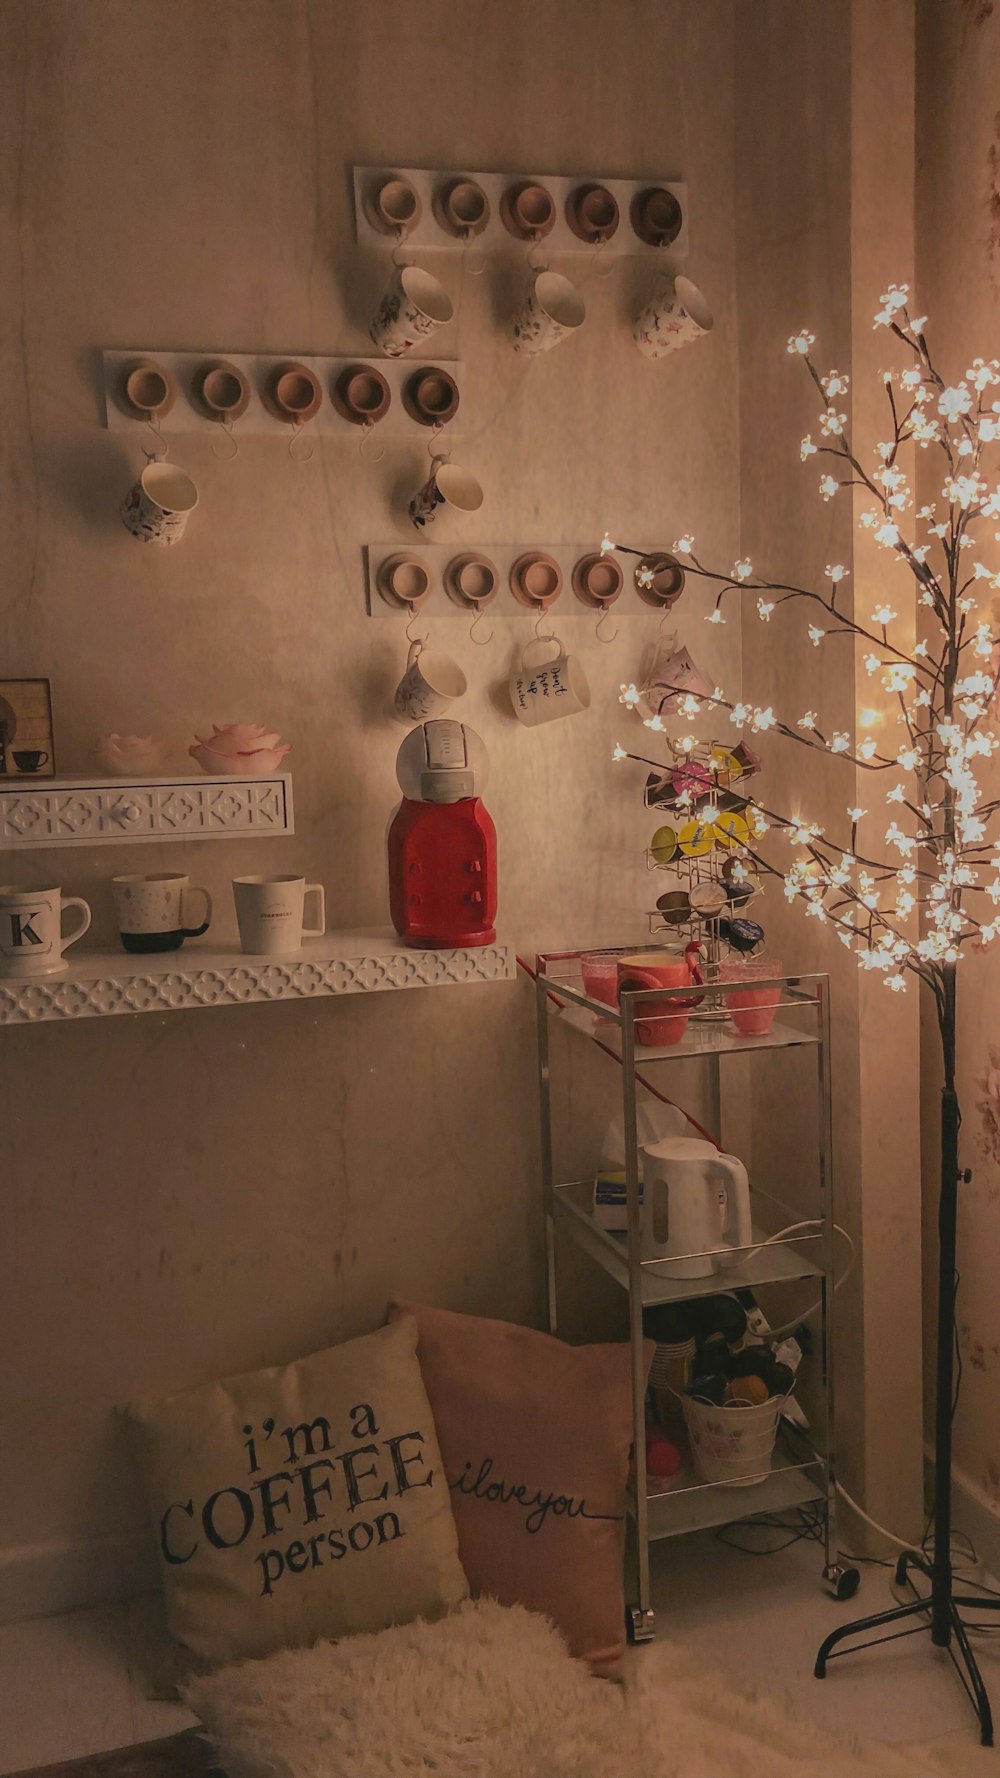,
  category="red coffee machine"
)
[388,720,498,948]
